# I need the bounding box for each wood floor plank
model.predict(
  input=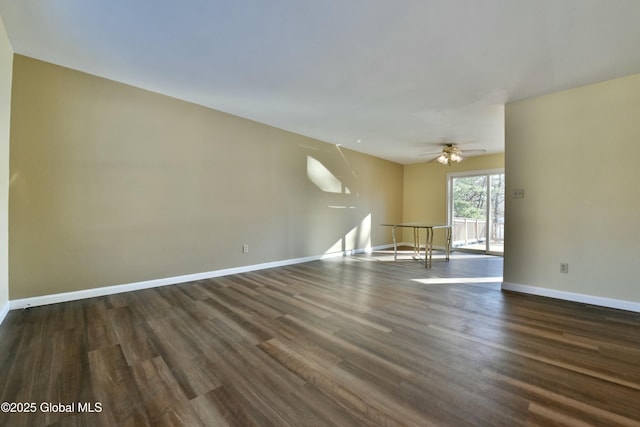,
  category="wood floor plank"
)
[129,356,204,427]
[1,251,639,426]
[258,337,434,427]
[87,344,151,426]
[190,386,256,427]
